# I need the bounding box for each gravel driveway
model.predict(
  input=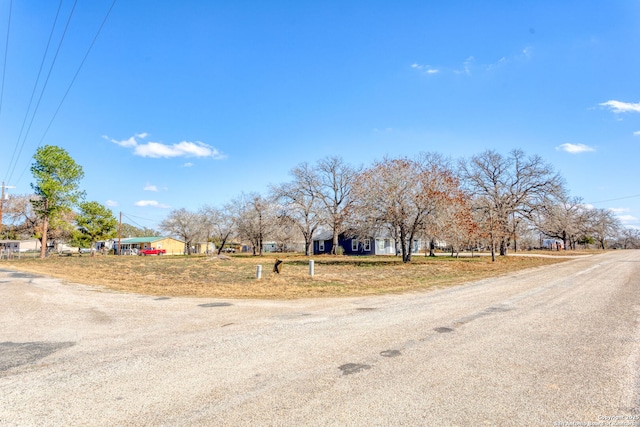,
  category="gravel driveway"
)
[1,251,639,426]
